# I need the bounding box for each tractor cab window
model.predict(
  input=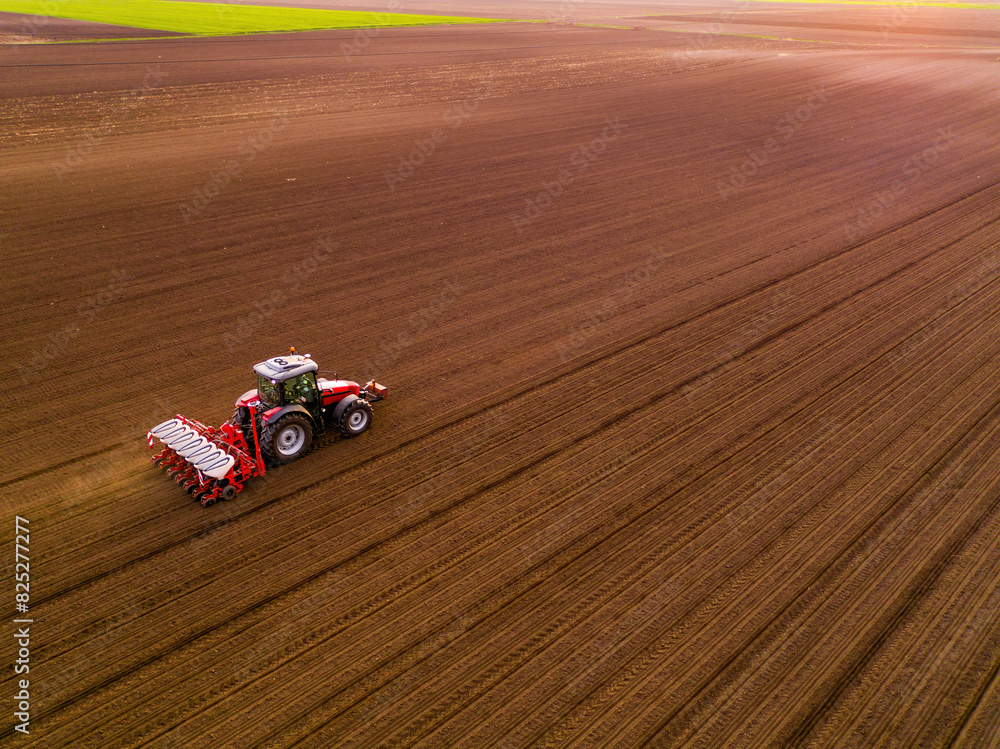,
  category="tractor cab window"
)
[258,375,281,407]
[283,373,318,407]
